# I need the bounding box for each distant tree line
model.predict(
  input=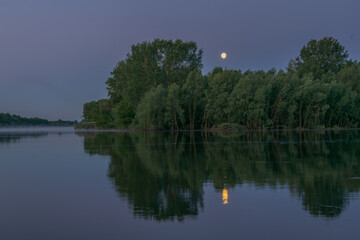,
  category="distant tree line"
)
[79,37,360,130]
[0,113,77,127]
